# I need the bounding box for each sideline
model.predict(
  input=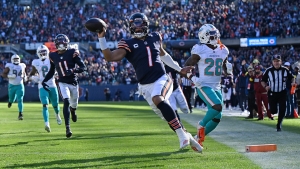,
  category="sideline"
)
[180,109,300,169]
